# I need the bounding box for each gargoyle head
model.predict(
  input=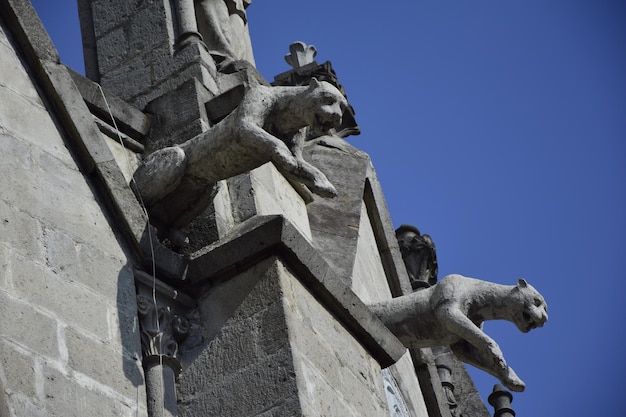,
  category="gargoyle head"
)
[511,278,548,333]
[305,78,347,137]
